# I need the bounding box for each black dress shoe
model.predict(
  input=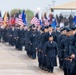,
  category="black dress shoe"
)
[49,71,53,73]
[59,66,63,70]
[48,70,53,73]
[39,65,41,68]
[32,57,36,59]
[45,67,48,71]
[41,67,44,70]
